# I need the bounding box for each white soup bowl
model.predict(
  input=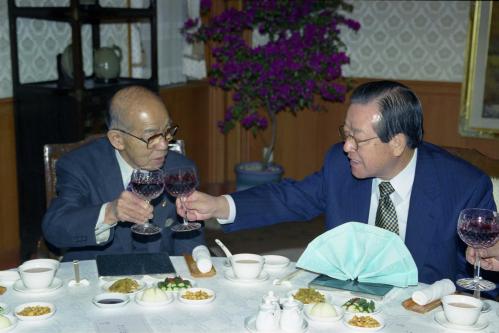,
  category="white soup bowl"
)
[18,261,56,290]
[441,294,482,326]
[230,253,264,279]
